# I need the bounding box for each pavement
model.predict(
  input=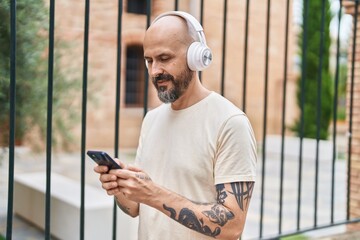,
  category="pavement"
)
[0,137,359,240]
[316,230,360,240]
